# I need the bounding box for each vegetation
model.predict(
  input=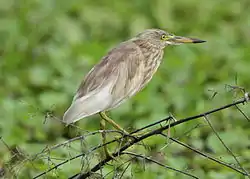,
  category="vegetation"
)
[0,0,249,178]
